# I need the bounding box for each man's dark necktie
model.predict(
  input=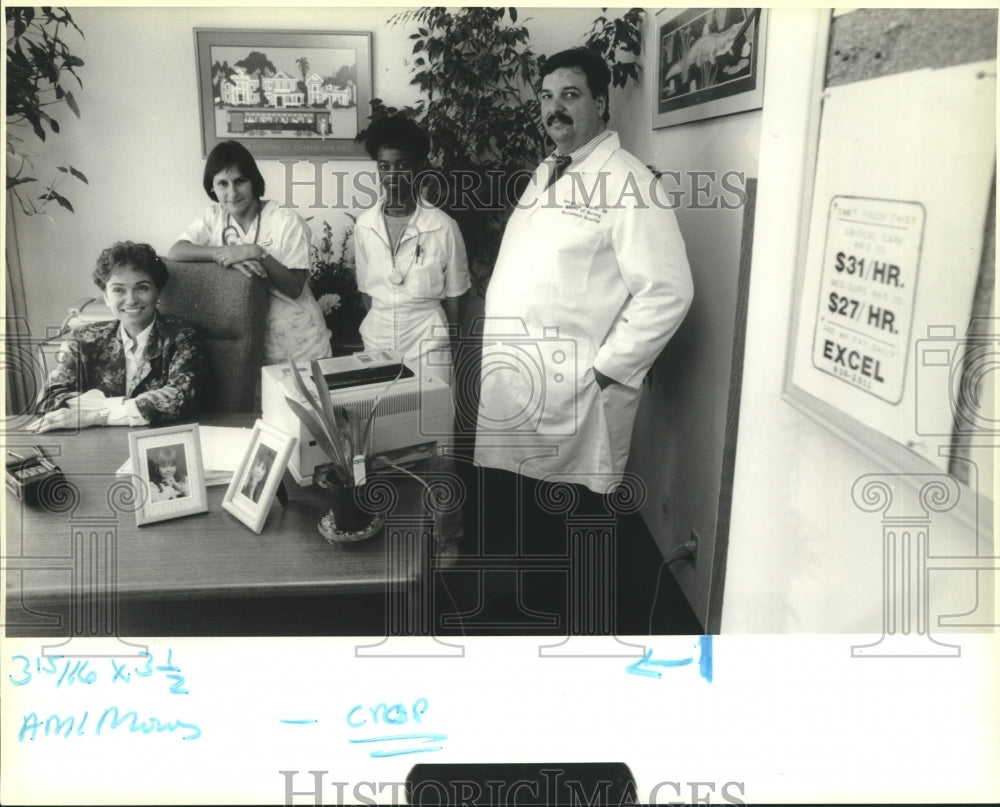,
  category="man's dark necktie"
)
[545,154,572,190]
